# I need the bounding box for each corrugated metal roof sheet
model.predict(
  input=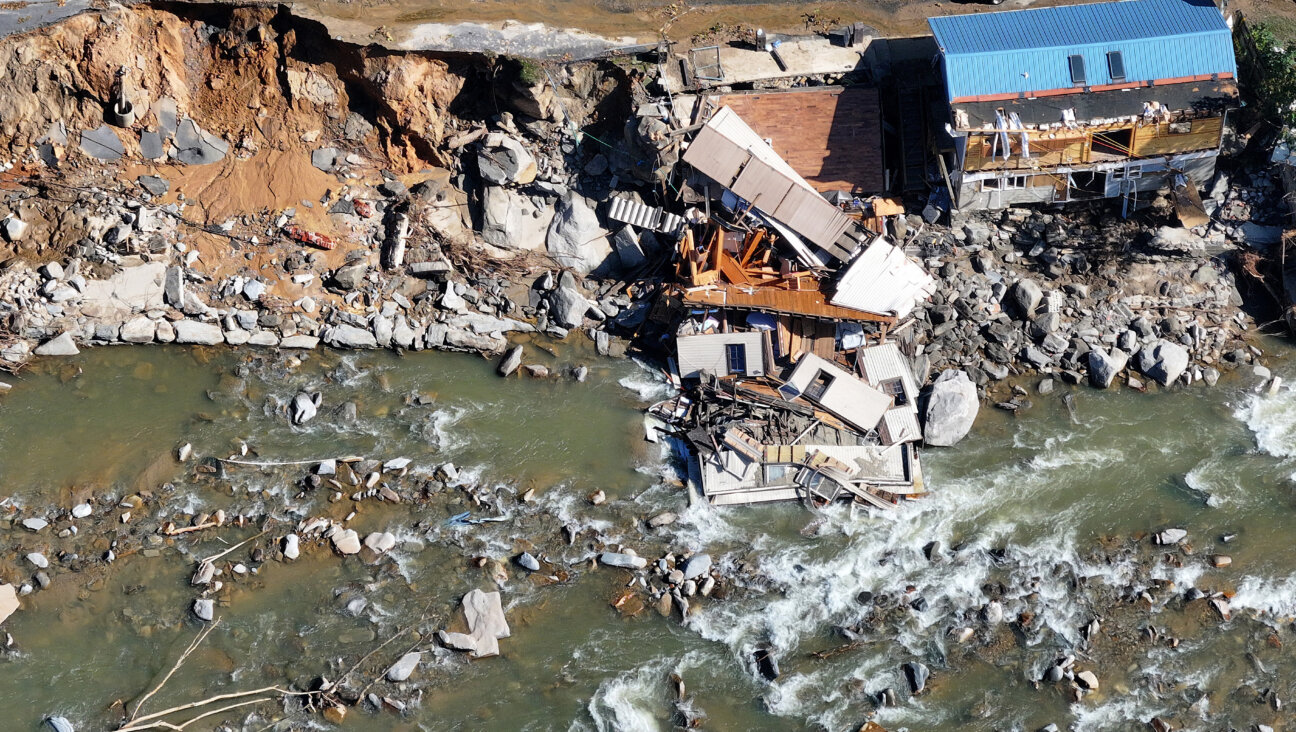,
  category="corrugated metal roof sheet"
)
[830,238,936,319]
[928,0,1236,100]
